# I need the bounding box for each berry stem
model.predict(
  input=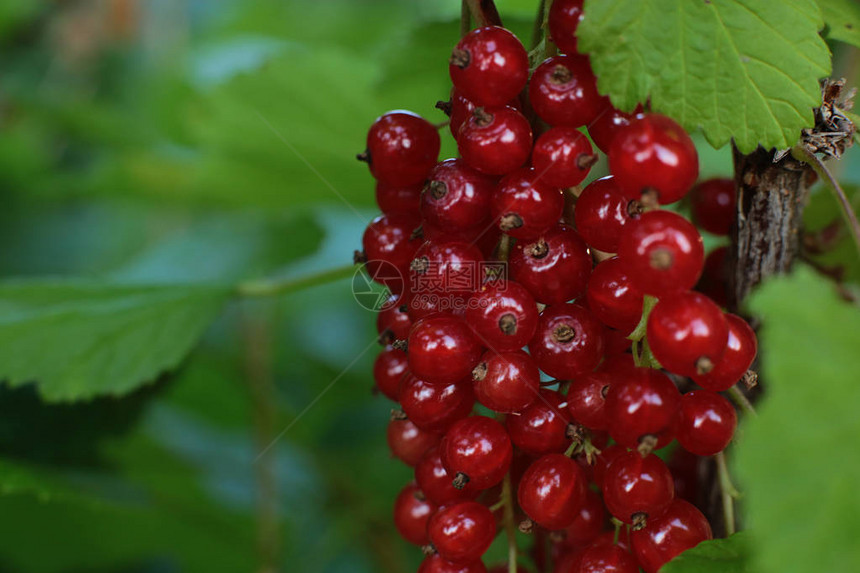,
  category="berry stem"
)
[716,451,740,535]
[501,471,518,573]
[529,0,547,50]
[496,234,513,262]
[727,385,758,418]
[464,0,503,27]
[628,295,659,342]
[236,265,356,298]
[460,0,471,36]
